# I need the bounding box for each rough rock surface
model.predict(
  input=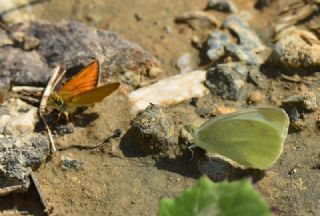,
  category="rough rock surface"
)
[129,104,180,158]
[269,29,320,68]
[206,30,230,62]
[0,21,160,87]
[223,15,265,51]
[205,62,249,100]
[0,133,50,194]
[206,15,264,65]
